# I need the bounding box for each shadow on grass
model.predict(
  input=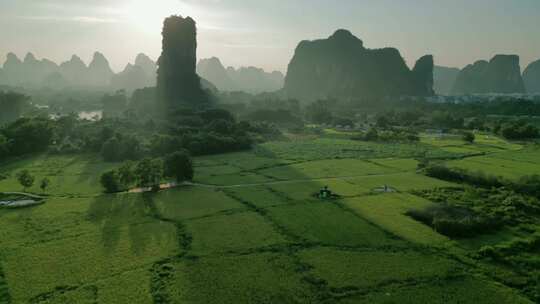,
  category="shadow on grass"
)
[86,192,174,255]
